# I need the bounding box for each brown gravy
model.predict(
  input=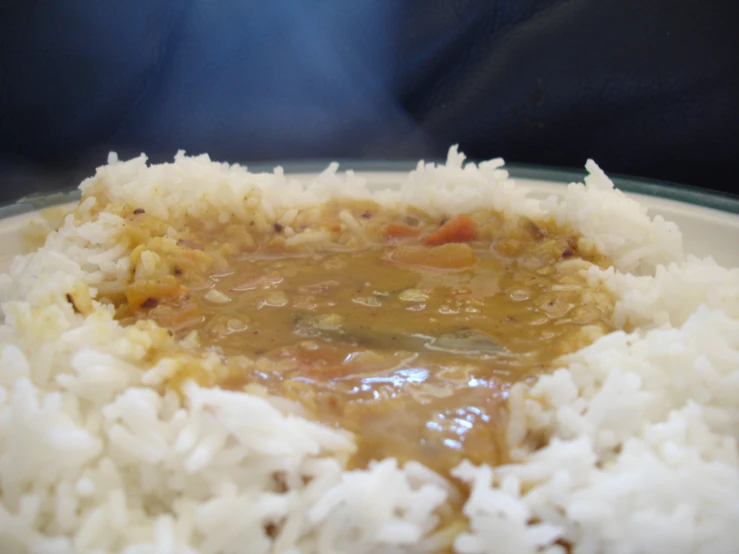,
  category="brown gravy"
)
[117,208,614,476]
